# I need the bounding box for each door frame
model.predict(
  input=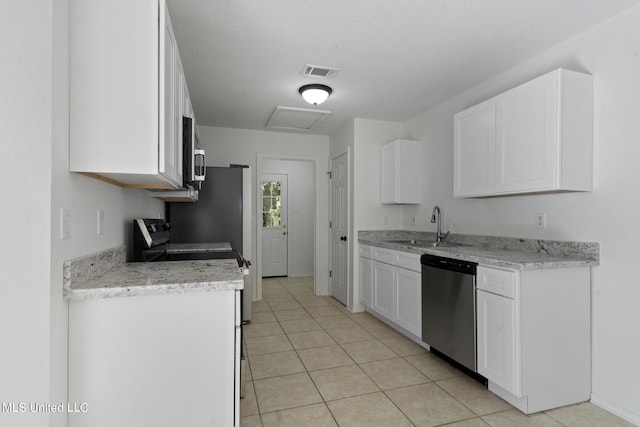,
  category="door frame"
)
[256,154,321,300]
